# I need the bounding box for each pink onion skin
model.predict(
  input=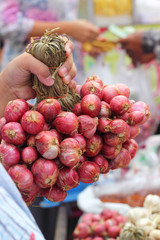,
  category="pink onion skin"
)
[50,129,63,143]
[31,158,59,188]
[1,122,27,145]
[109,148,131,169]
[75,84,82,95]
[123,139,138,159]
[22,193,36,206]
[80,81,103,100]
[77,161,100,183]
[97,117,112,133]
[108,225,121,238]
[127,111,144,126]
[81,94,101,117]
[103,132,121,146]
[79,155,87,163]
[54,158,64,169]
[86,75,103,87]
[91,221,107,237]
[129,101,150,124]
[109,119,129,135]
[56,167,80,191]
[72,133,86,153]
[110,95,130,115]
[98,101,112,118]
[22,181,41,197]
[35,131,59,160]
[0,117,7,133]
[72,103,83,116]
[85,134,103,157]
[4,99,29,122]
[129,125,140,139]
[21,110,45,135]
[44,185,67,202]
[27,135,36,147]
[73,222,92,238]
[78,115,98,139]
[115,83,130,98]
[102,143,122,160]
[53,111,79,135]
[100,209,116,220]
[92,237,104,240]
[102,85,118,103]
[0,143,20,169]
[81,213,94,224]
[21,146,38,164]
[59,138,82,168]
[8,165,33,191]
[42,122,50,131]
[36,98,61,123]
[93,154,109,174]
